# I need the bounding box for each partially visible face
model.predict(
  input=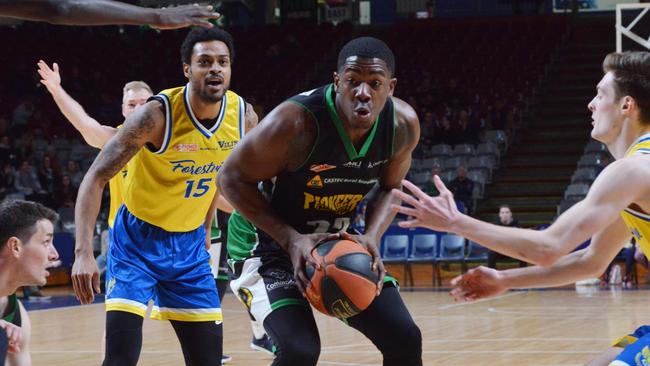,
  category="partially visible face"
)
[499,207,512,224]
[456,167,467,178]
[184,40,232,104]
[588,72,626,144]
[122,88,152,119]
[333,57,396,129]
[15,219,58,286]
